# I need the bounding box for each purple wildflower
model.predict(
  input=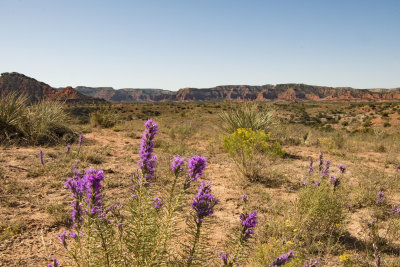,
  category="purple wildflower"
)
[240,211,258,240]
[395,162,399,172]
[138,119,158,185]
[308,157,313,174]
[79,134,83,147]
[185,155,207,189]
[393,206,400,214]
[65,171,85,225]
[330,175,340,189]
[272,250,295,266]
[48,258,59,267]
[69,231,78,239]
[321,160,330,177]
[302,179,309,186]
[312,181,320,187]
[318,151,323,171]
[188,155,207,181]
[57,230,67,246]
[220,252,229,265]
[171,155,185,175]
[152,197,164,209]
[338,164,346,174]
[303,258,319,267]
[66,145,71,154]
[192,181,219,224]
[241,194,248,202]
[39,150,44,165]
[376,191,384,205]
[83,168,105,216]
